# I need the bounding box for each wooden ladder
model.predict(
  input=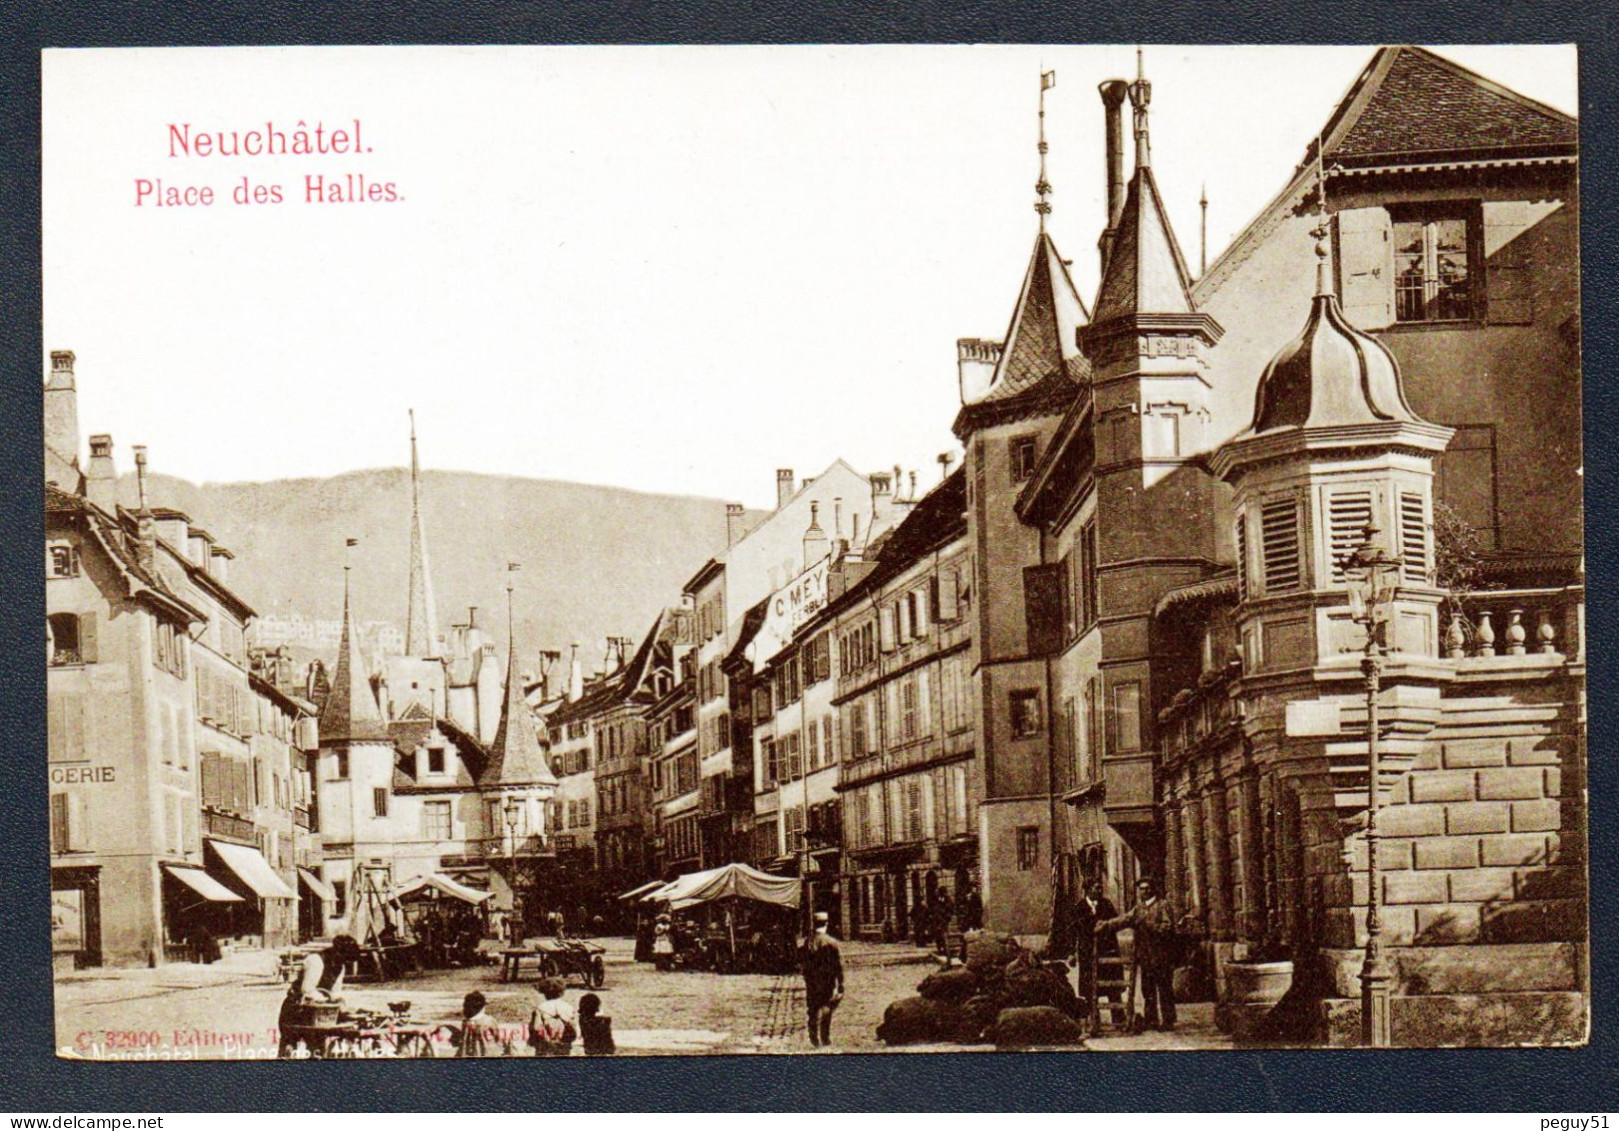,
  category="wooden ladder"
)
[1089,952,1134,1035]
